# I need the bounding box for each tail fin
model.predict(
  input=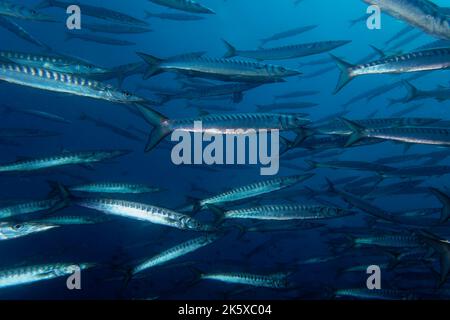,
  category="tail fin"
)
[279,136,294,155]
[305,160,319,171]
[419,232,450,287]
[206,204,226,226]
[339,117,366,147]
[134,105,171,152]
[325,178,336,194]
[369,45,387,58]
[429,187,450,224]
[46,181,72,213]
[330,54,355,94]
[222,39,237,58]
[292,128,313,147]
[402,81,419,102]
[136,52,164,79]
